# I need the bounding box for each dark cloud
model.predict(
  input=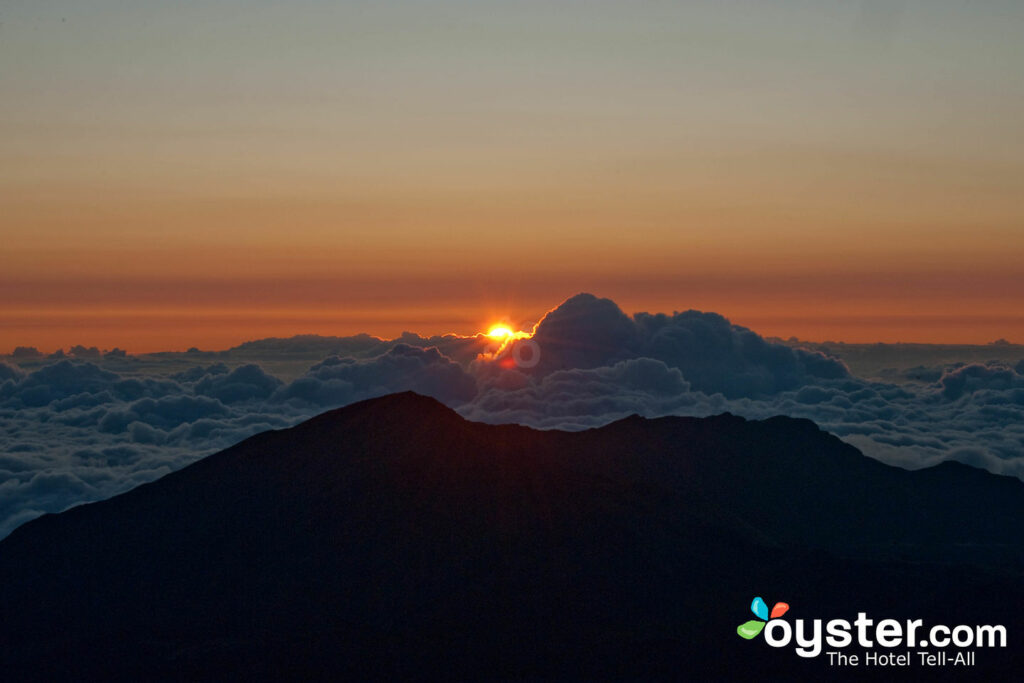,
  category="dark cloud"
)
[510,293,848,397]
[901,365,945,383]
[0,361,305,538]
[10,346,43,359]
[230,333,389,357]
[524,293,639,372]
[939,363,1024,400]
[98,395,230,434]
[170,362,229,383]
[0,360,180,409]
[194,364,282,403]
[0,363,23,383]
[276,344,478,408]
[462,358,699,429]
[69,345,102,359]
[1,294,1021,541]
[230,331,492,366]
[1,361,120,407]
